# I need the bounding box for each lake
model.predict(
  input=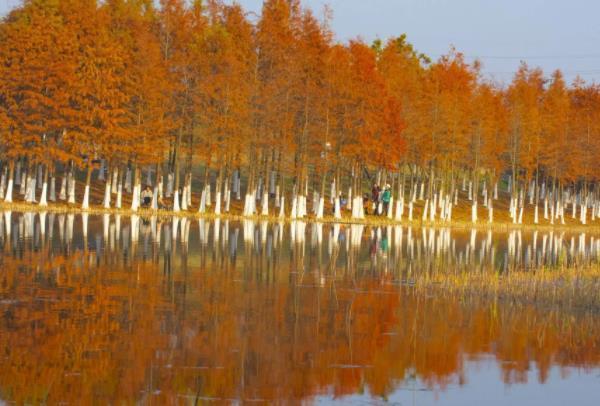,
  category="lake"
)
[0,211,599,404]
